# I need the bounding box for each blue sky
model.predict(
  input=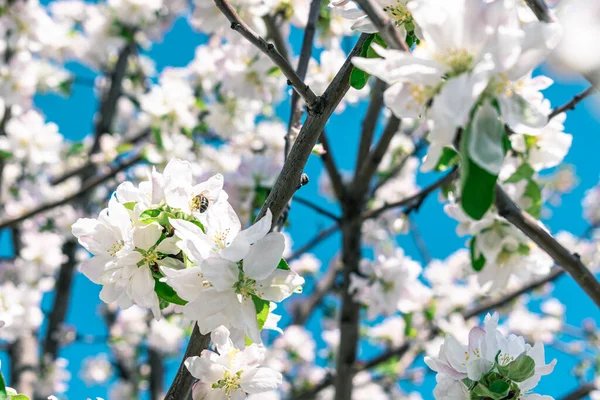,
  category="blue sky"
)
[3,12,600,399]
